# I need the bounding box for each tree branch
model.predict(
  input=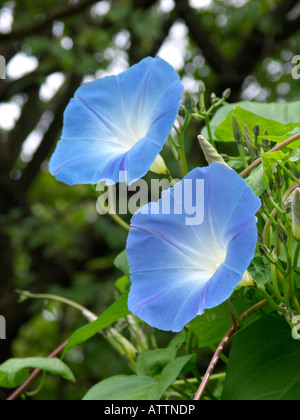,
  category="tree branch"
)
[175,0,230,75]
[193,326,236,400]
[6,340,69,401]
[19,74,81,192]
[0,0,98,42]
[4,85,43,171]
